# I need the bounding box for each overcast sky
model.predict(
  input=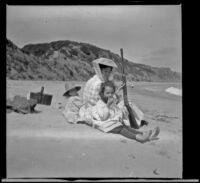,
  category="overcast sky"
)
[6,5,182,72]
